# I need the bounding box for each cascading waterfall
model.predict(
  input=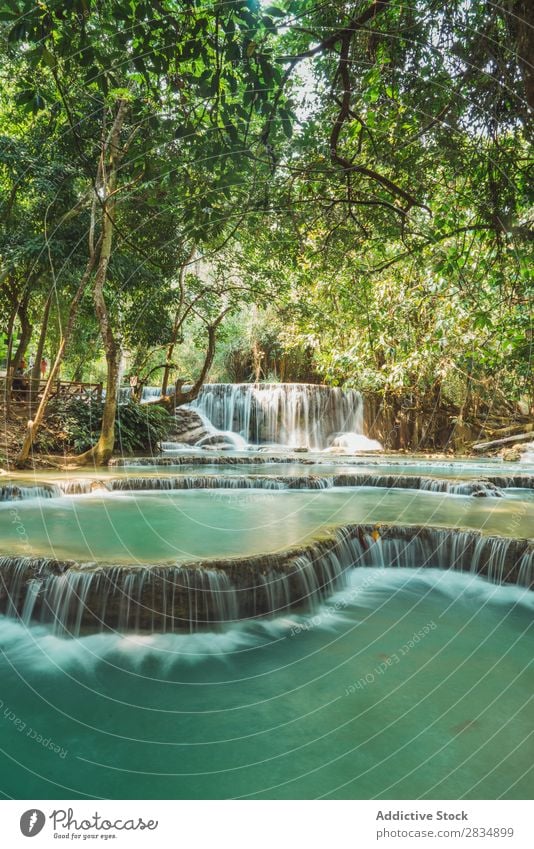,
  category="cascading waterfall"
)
[1,472,531,502]
[331,473,513,495]
[58,479,101,495]
[0,473,528,507]
[0,480,100,500]
[110,454,315,466]
[518,549,534,586]
[190,383,365,449]
[141,385,164,403]
[68,473,525,495]
[119,384,182,404]
[159,441,196,452]
[1,525,532,635]
[117,385,133,404]
[106,475,290,491]
[1,483,62,500]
